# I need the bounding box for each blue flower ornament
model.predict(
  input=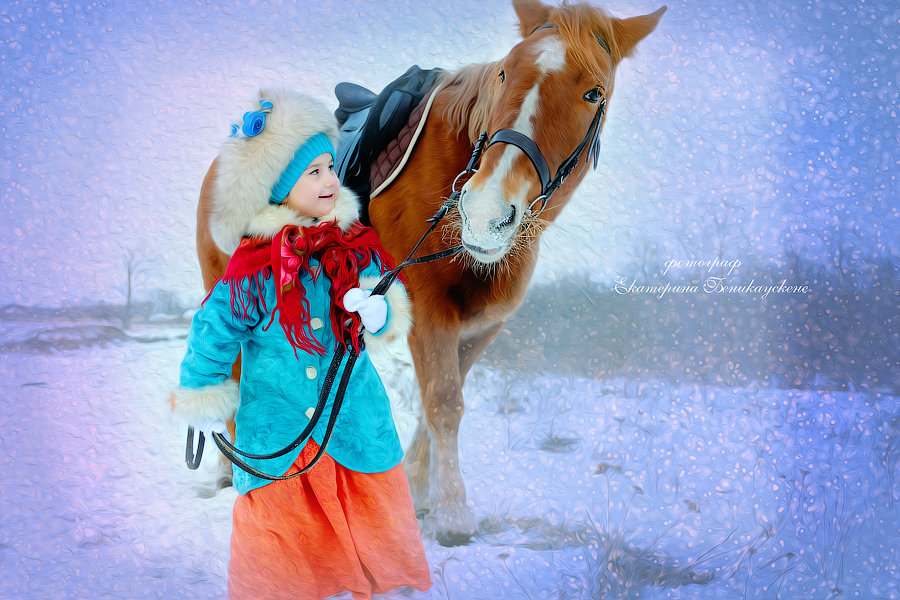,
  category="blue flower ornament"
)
[229,99,274,138]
